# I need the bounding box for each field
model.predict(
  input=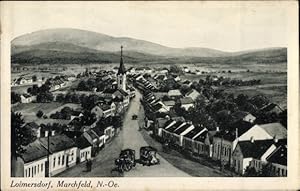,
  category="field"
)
[12,102,82,123]
[11,61,287,109]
